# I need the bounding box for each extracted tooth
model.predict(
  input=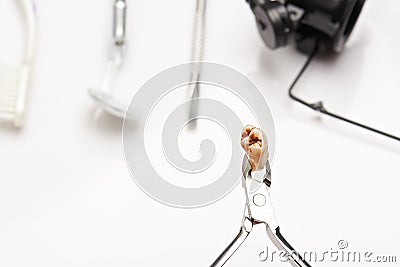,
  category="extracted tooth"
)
[241,125,269,172]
